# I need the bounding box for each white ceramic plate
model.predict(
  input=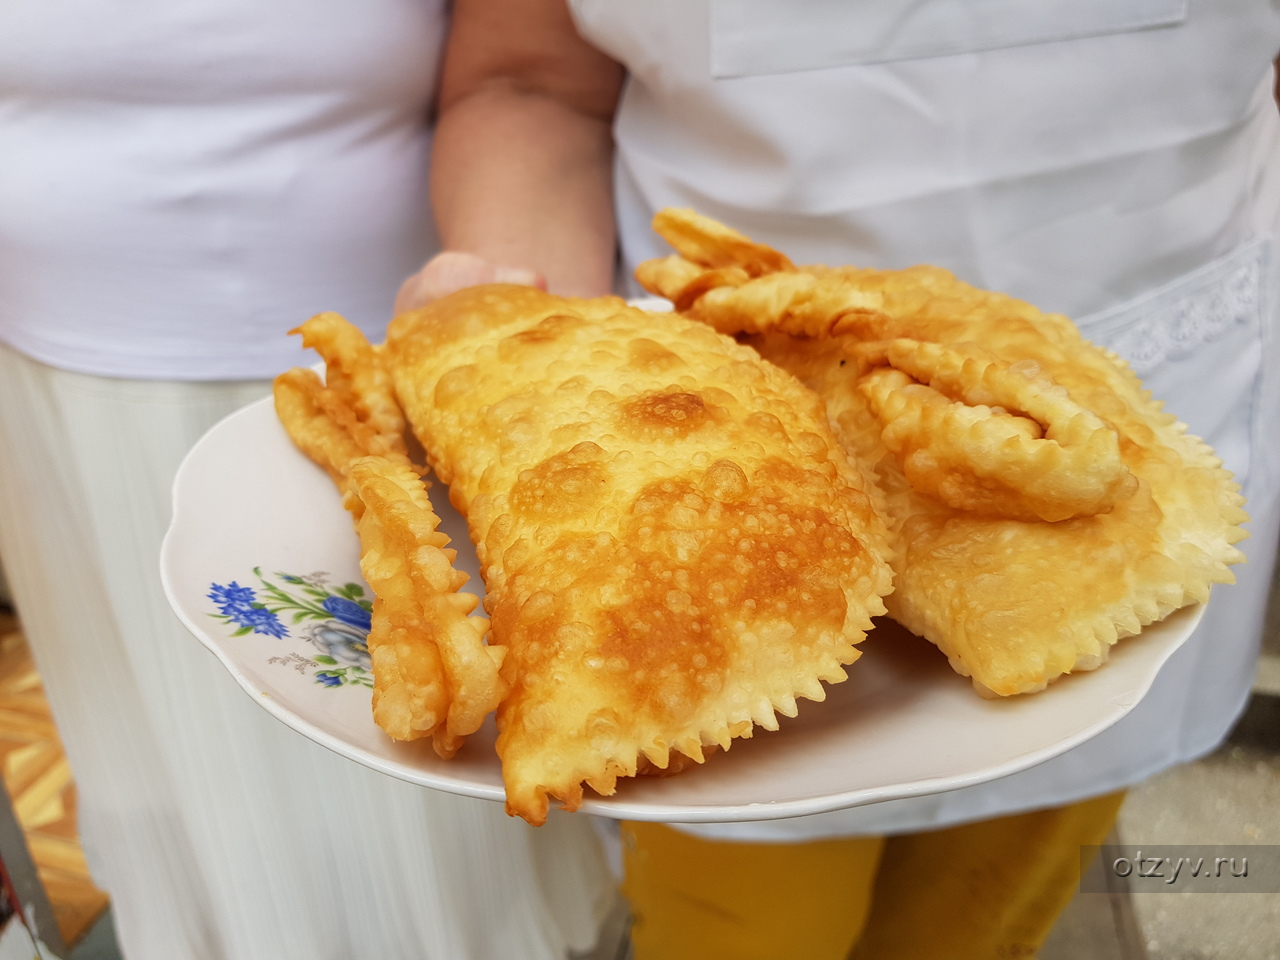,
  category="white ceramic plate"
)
[161,393,1202,823]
